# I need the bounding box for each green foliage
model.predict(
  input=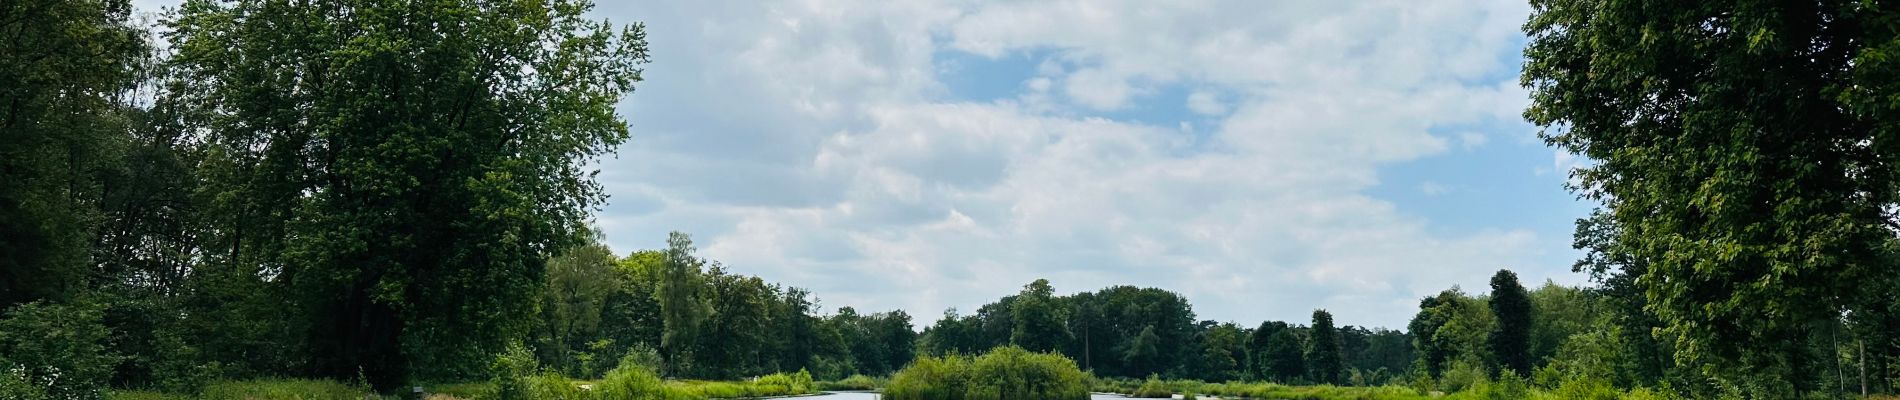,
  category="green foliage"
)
[485,344,542,400]
[164,0,651,387]
[816,374,885,391]
[1009,279,1071,353]
[538,240,622,379]
[0,0,149,309]
[885,346,1089,400]
[1525,0,1900,395]
[1487,270,1532,377]
[1252,320,1307,383]
[591,361,668,400]
[1309,309,1344,385]
[656,232,711,376]
[0,301,118,400]
[1128,375,1172,398]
